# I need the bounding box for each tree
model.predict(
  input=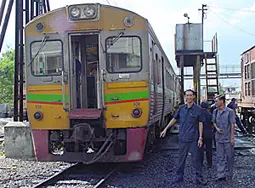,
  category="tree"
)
[0,48,14,105]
